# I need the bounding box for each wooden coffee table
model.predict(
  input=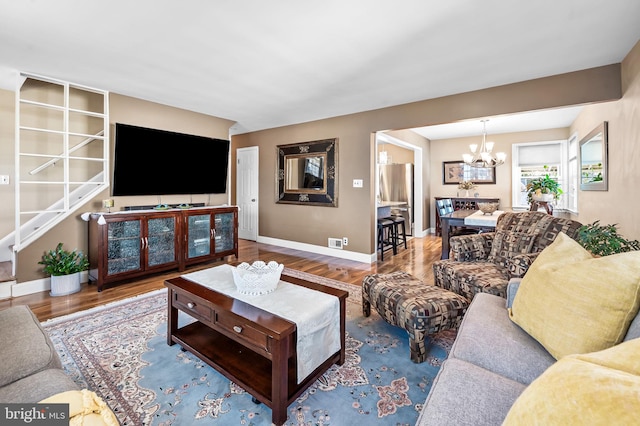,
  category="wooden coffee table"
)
[165,273,348,426]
